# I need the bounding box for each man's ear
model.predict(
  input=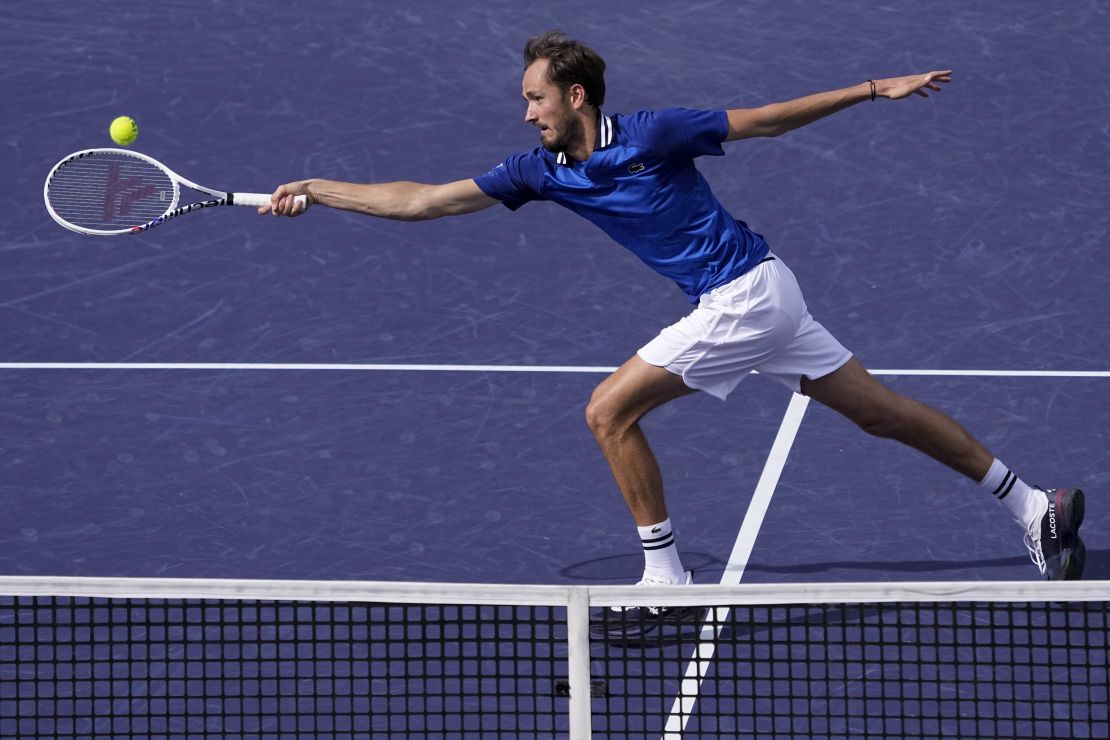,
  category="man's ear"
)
[568,83,587,109]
